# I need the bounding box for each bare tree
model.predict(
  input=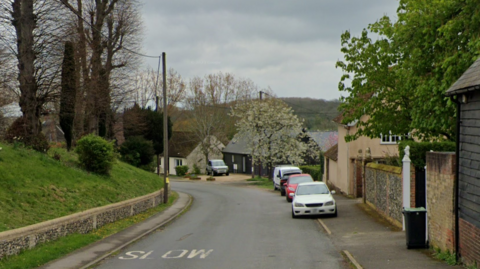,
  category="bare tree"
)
[0,0,69,146]
[184,72,258,165]
[59,0,143,138]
